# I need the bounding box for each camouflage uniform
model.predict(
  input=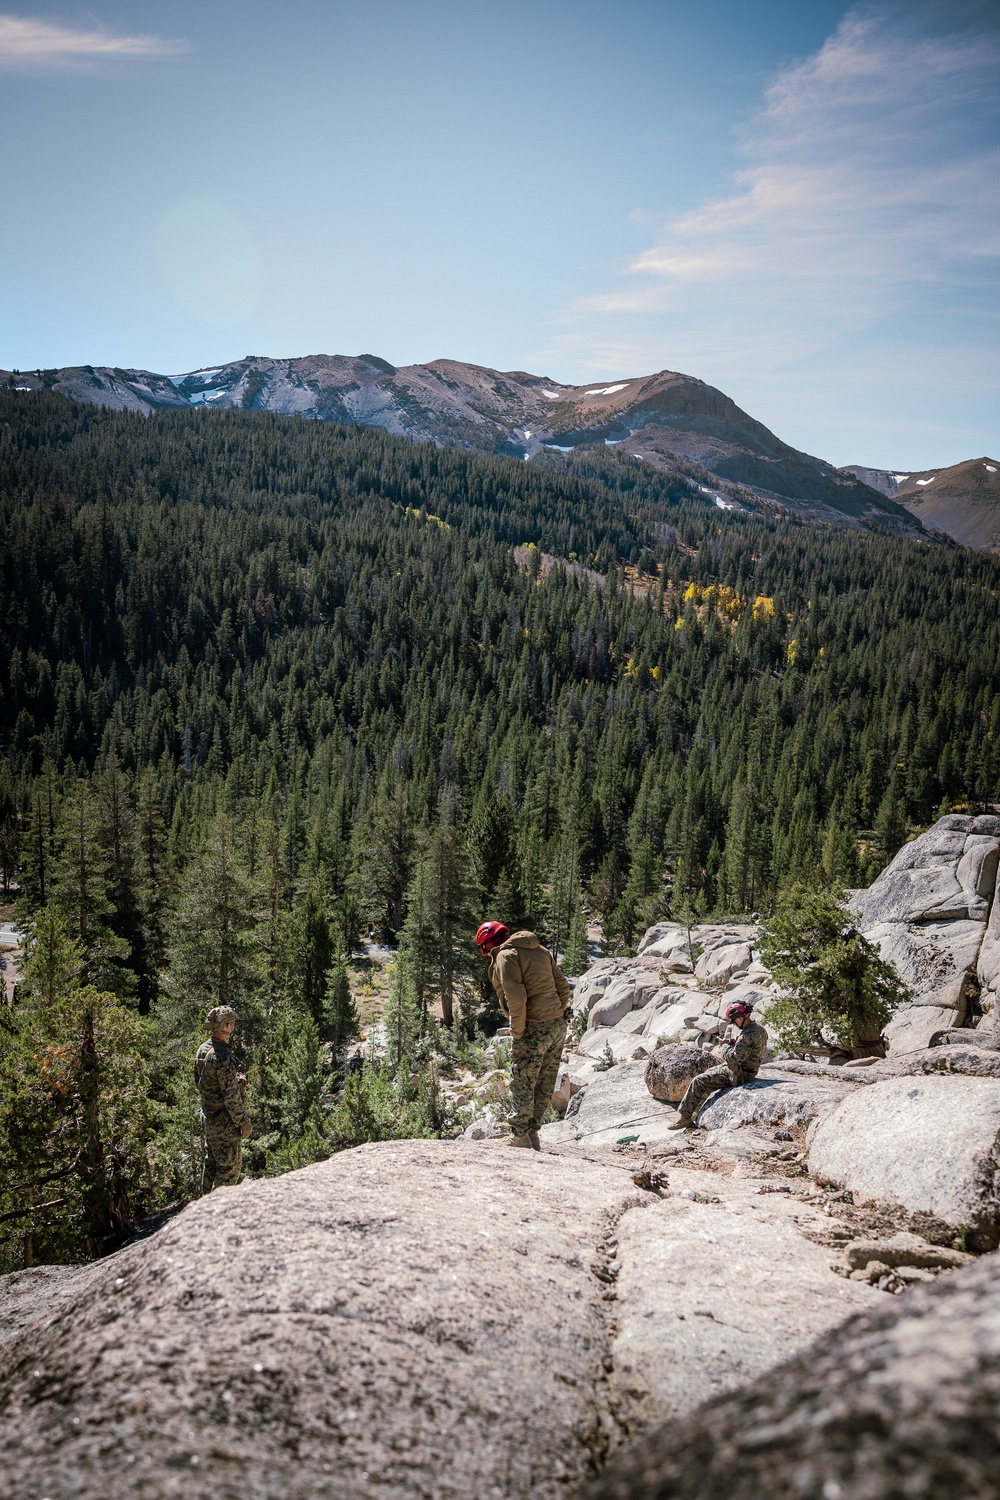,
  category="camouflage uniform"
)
[676,1019,769,1125]
[509,1015,568,1136]
[194,1035,250,1190]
